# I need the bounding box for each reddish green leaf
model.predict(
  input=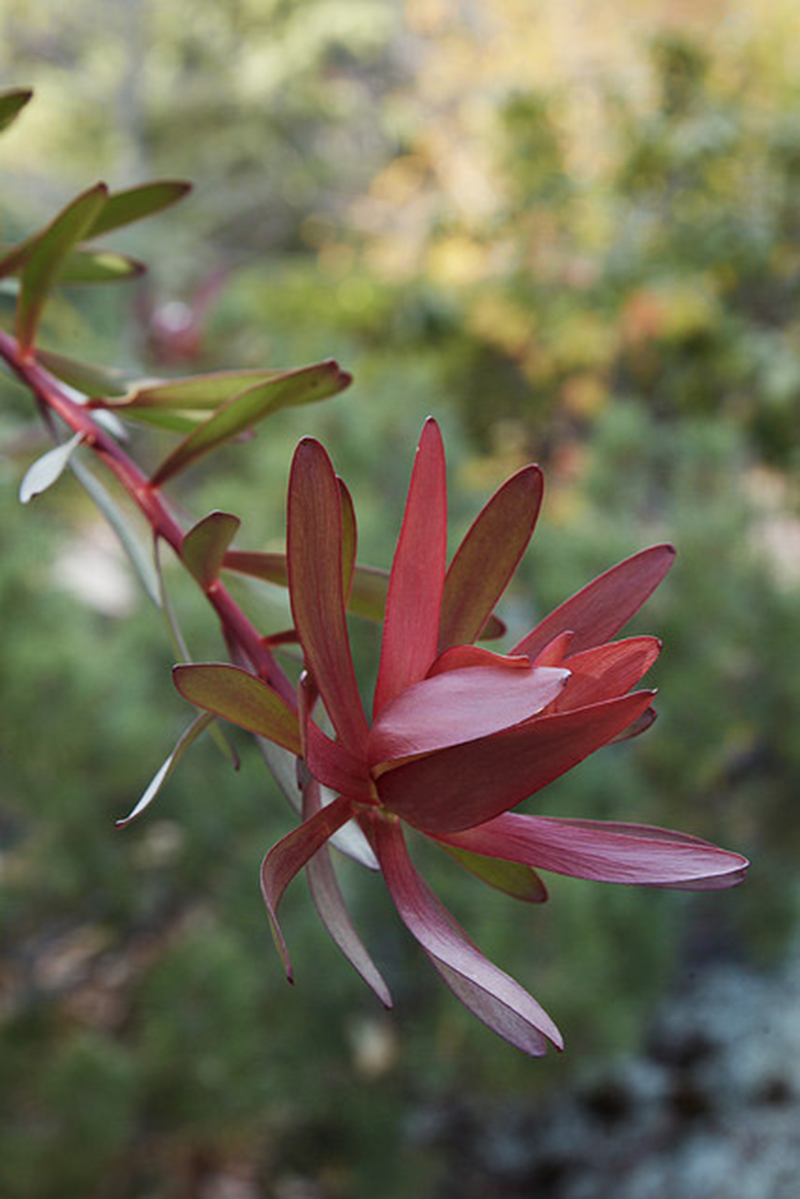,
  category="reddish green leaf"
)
[0,87,33,133]
[109,368,285,411]
[181,511,241,588]
[440,464,543,652]
[84,180,191,238]
[150,361,352,487]
[17,183,108,354]
[173,663,302,754]
[116,711,216,827]
[36,348,130,397]
[287,438,370,754]
[440,843,549,903]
